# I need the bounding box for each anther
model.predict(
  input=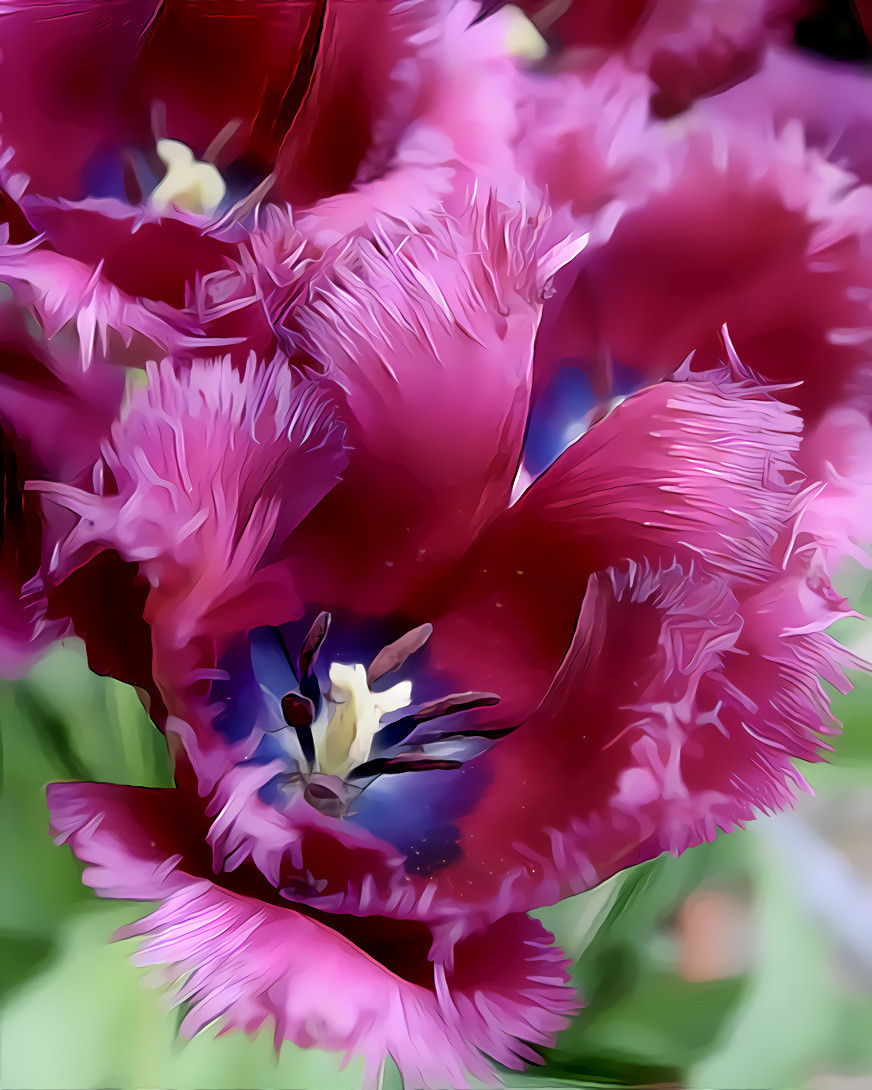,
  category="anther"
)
[366,623,433,686]
[281,692,316,768]
[377,691,502,750]
[281,692,315,728]
[347,756,463,781]
[303,779,346,819]
[298,611,331,680]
